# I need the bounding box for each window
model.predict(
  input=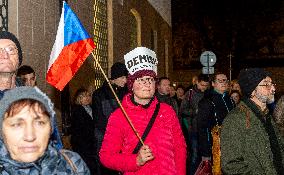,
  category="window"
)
[93,0,108,89]
[151,29,157,53]
[130,8,141,48]
[0,0,8,31]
